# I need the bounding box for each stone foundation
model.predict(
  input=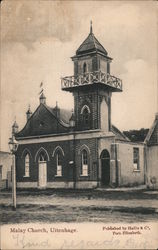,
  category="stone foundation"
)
[16,181,98,189]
